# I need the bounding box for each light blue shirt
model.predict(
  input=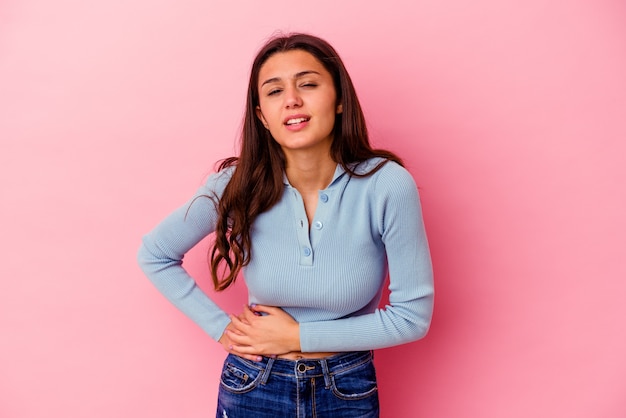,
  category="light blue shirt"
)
[138,158,434,352]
